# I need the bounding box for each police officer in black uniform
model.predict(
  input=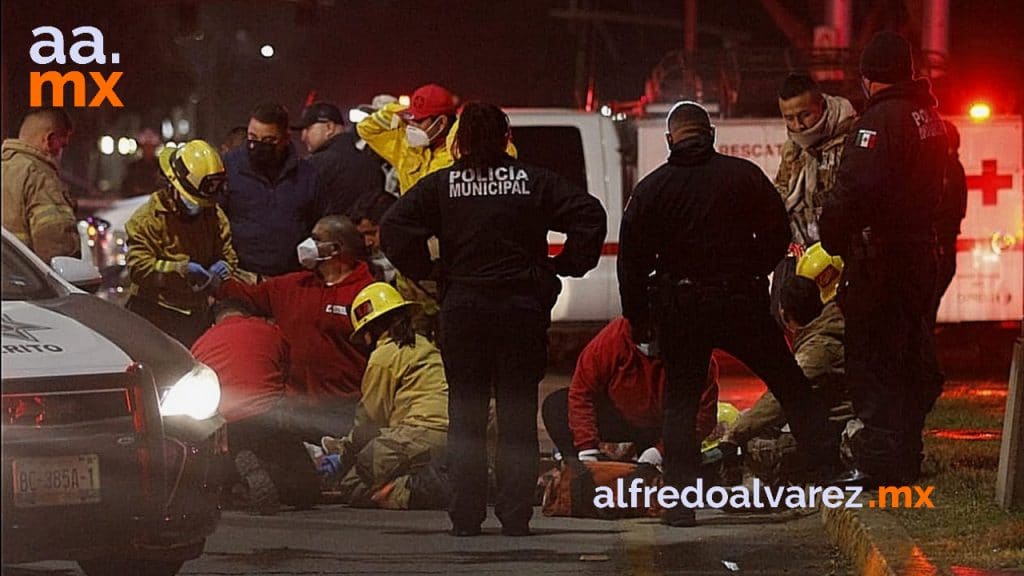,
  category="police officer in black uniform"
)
[381,102,606,536]
[619,101,840,527]
[819,32,947,485]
